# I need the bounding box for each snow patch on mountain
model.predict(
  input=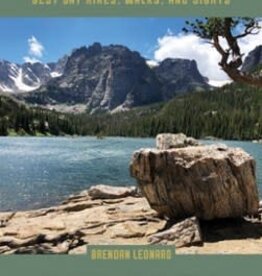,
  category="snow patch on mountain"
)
[146,60,159,68]
[51,72,62,78]
[10,68,40,92]
[0,83,12,93]
[0,60,66,93]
